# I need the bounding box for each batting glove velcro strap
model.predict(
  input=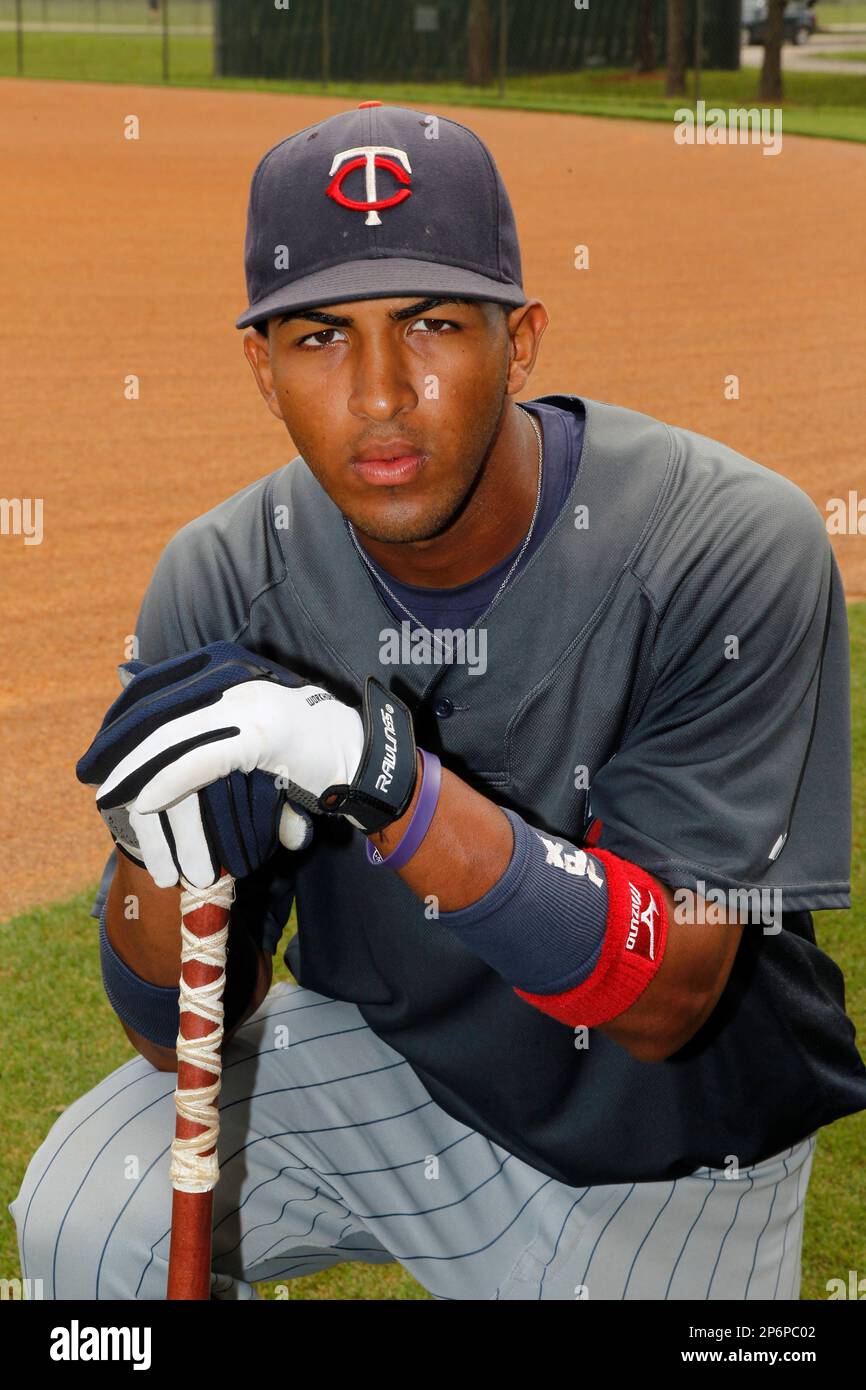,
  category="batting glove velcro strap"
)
[317,676,418,834]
